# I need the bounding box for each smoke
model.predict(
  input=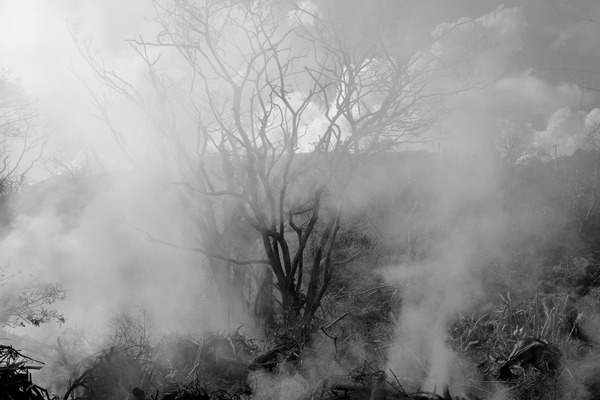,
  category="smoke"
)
[4,2,600,399]
[373,10,599,391]
[375,7,549,392]
[379,152,508,390]
[248,371,310,400]
[534,106,600,156]
[0,168,235,342]
[376,6,596,395]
